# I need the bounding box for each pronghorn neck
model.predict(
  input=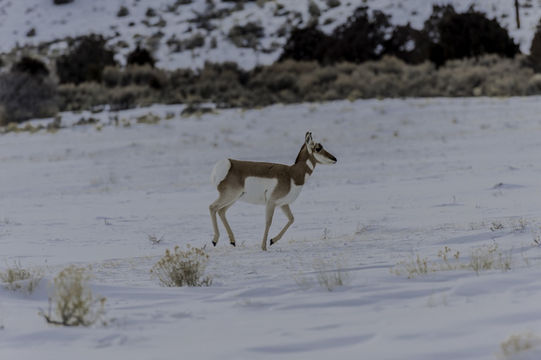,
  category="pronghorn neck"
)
[292,144,316,185]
